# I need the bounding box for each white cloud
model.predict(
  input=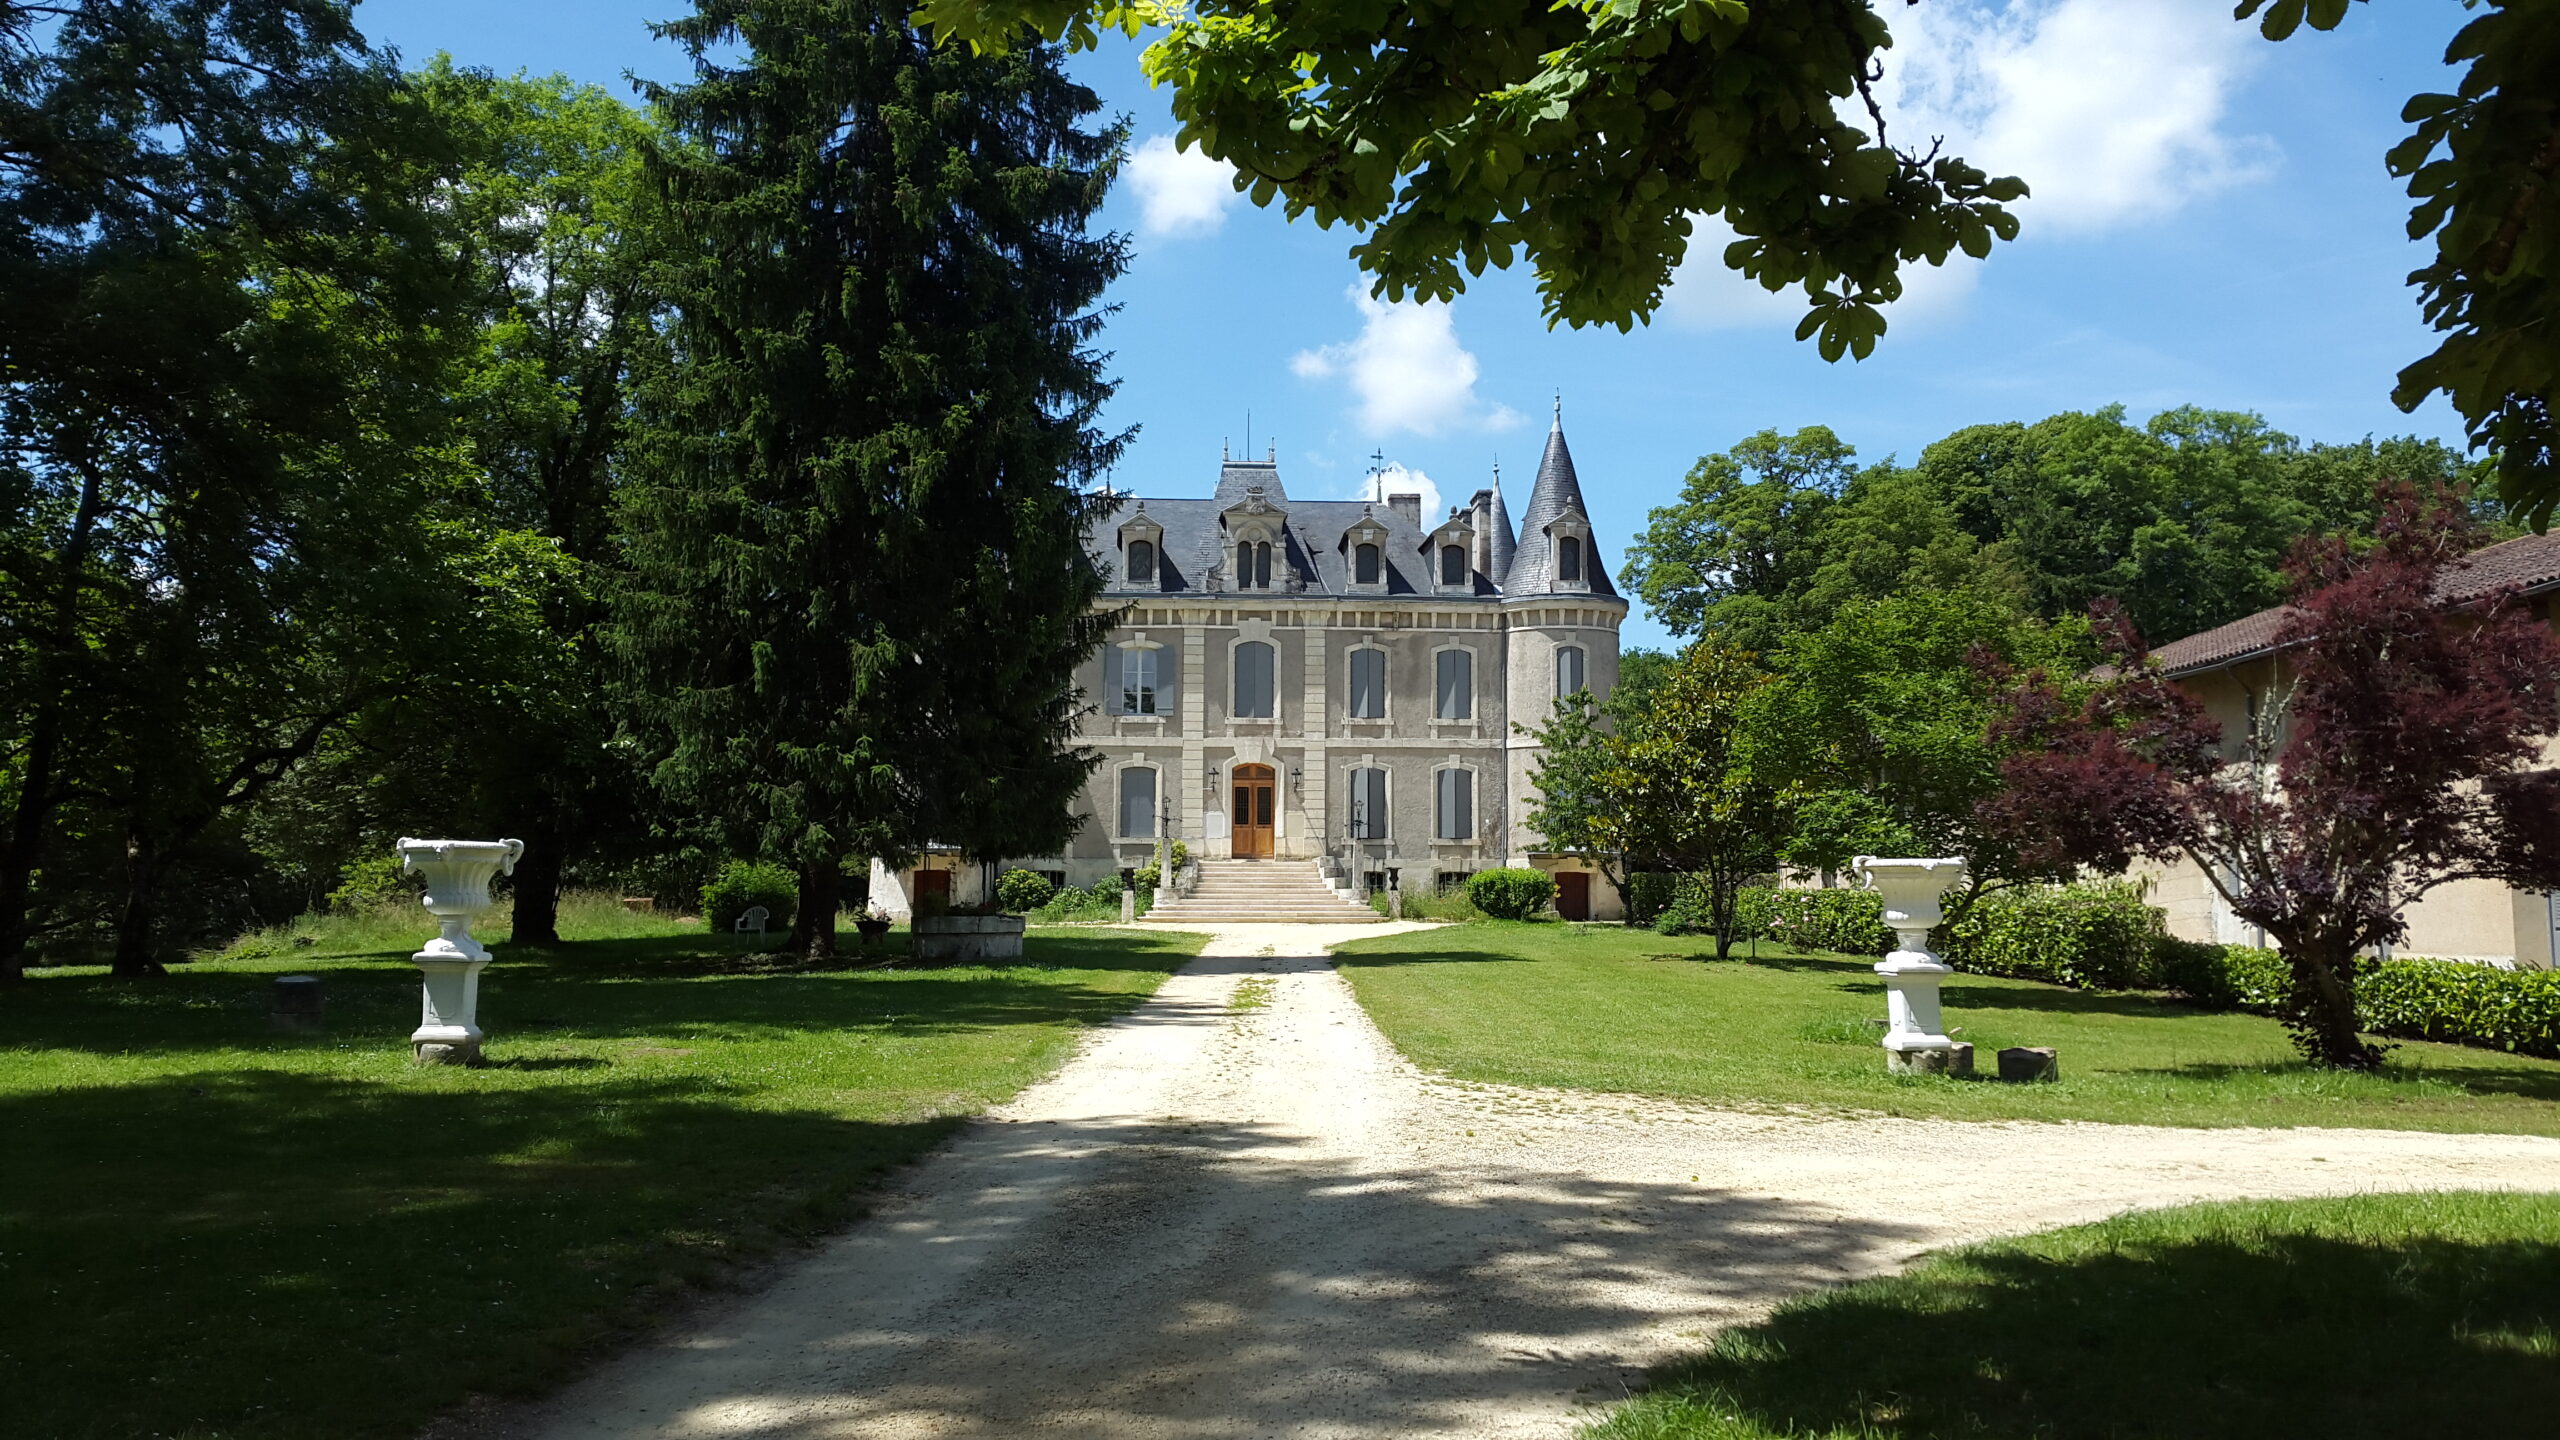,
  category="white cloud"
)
[1665,214,1982,332]
[1326,460,1447,524]
[1881,0,2275,233]
[1126,134,1236,240]
[1292,287,1524,437]
[1663,0,2265,330]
